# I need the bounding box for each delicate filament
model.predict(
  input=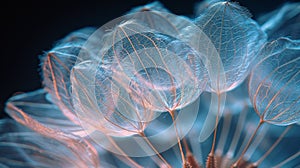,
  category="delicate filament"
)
[183,138,200,168]
[272,151,300,168]
[254,126,291,167]
[106,135,143,168]
[170,110,186,166]
[232,120,264,167]
[226,106,248,159]
[206,93,222,168]
[216,112,232,156]
[140,132,171,168]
